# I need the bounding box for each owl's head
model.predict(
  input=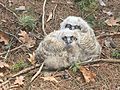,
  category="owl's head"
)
[60,16,94,35]
[58,28,80,47]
